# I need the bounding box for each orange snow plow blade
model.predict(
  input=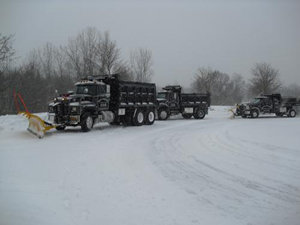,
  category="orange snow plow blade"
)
[20,112,55,138]
[14,91,55,138]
